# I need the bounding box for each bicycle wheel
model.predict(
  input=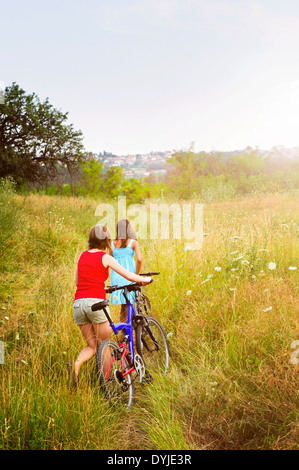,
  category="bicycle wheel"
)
[96,339,135,407]
[136,316,170,375]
